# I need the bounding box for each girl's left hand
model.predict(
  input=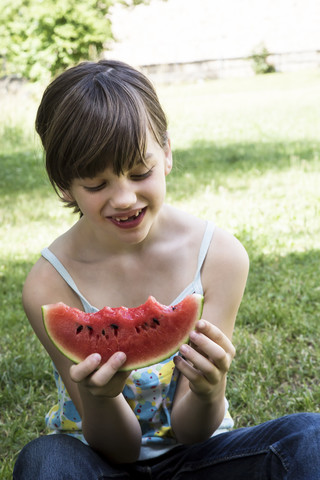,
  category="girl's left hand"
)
[174,320,236,401]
